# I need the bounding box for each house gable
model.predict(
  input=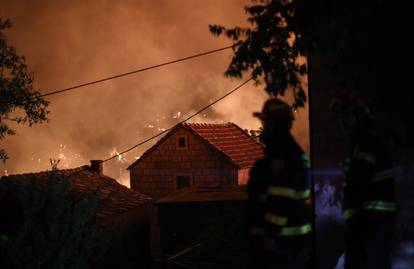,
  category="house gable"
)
[129,125,241,199]
[128,125,239,171]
